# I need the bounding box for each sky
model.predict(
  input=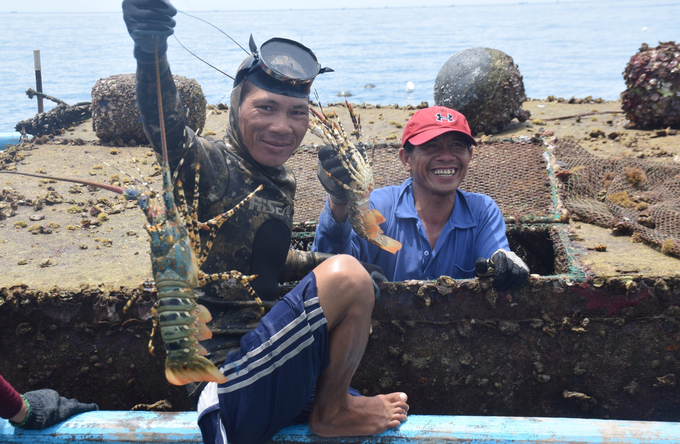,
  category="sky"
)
[0,0,582,12]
